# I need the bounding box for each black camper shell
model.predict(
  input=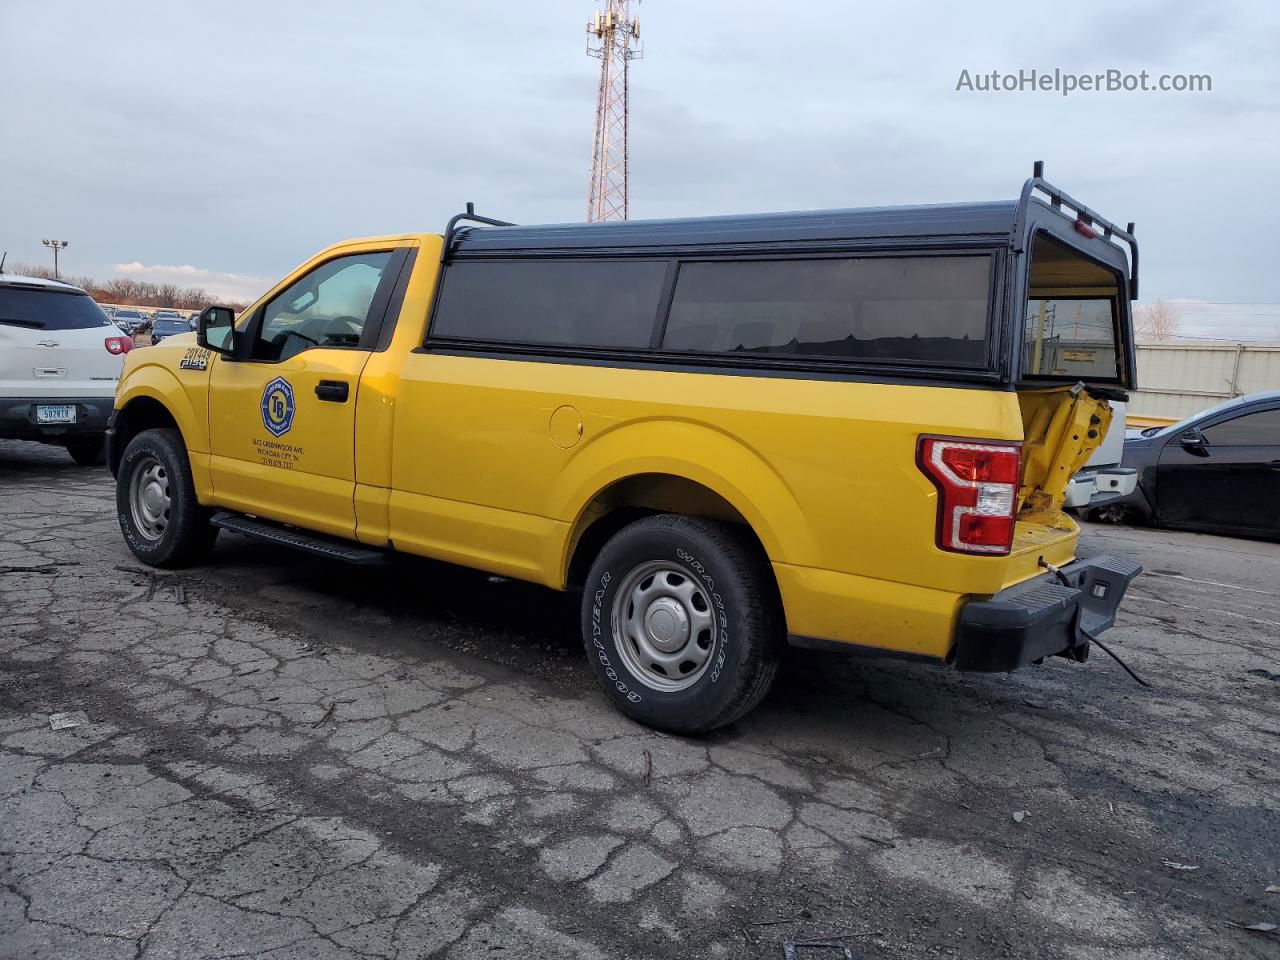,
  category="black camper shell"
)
[429,164,1138,392]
